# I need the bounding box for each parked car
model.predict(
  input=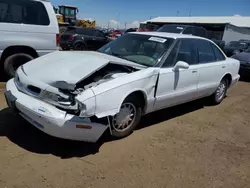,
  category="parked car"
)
[239,39,250,43]
[231,48,250,77]
[124,28,138,33]
[108,30,123,38]
[0,0,59,77]
[224,41,250,57]
[5,32,240,142]
[157,24,207,38]
[60,27,111,51]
